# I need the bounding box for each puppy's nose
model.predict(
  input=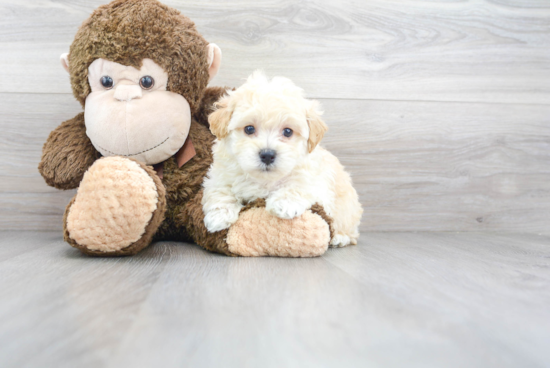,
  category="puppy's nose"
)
[114,85,142,102]
[259,149,276,165]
